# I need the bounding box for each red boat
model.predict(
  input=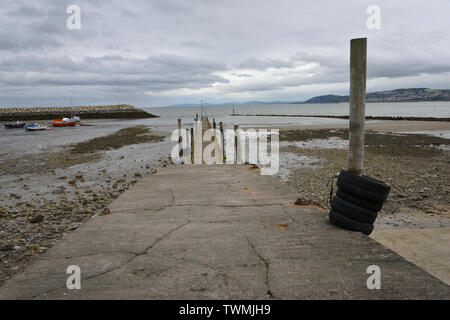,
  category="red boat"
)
[51,119,77,127]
